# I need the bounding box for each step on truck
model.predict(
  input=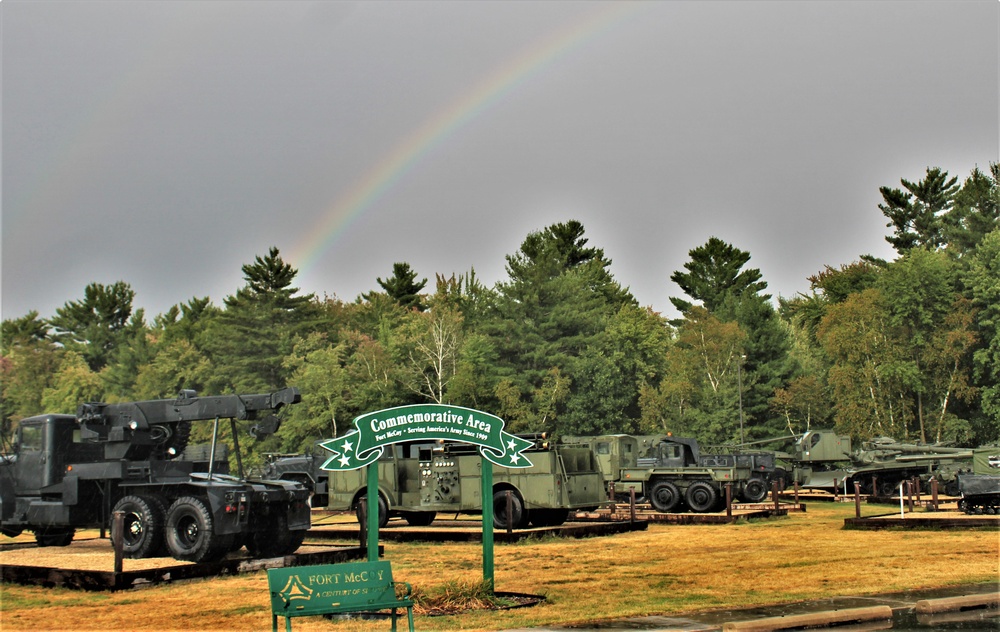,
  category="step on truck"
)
[324,436,605,529]
[0,389,311,563]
